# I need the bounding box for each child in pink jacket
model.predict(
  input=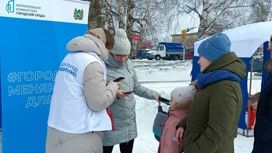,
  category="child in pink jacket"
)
[158,85,196,153]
